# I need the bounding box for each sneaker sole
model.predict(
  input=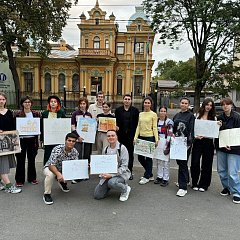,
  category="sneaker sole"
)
[58,182,70,192]
[119,187,131,202]
[43,196,53,205]
[233,200,240,204]
[220,192,230,196]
